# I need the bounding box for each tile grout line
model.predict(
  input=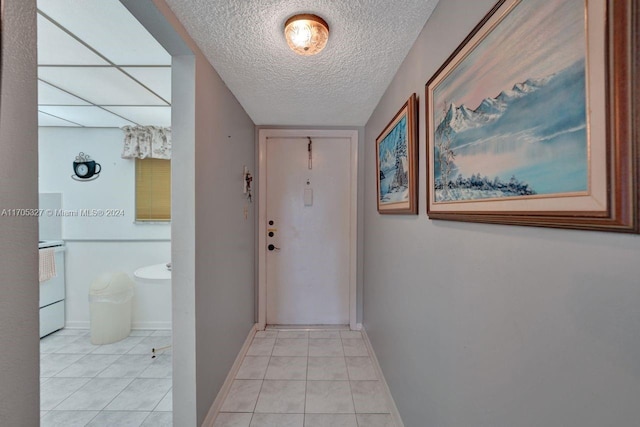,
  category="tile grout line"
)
[248,329,276,419]
[94,376,136,414]
[140,411,155,426]
[304,331,309,423]
[203,326,259,424]
[41,329,173,425]
[344,331,361,424]
[44,377,91,412]
[360,328,403,427]
[148,384,172,412]
[81,409,102,426]
[214,328,386,425]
